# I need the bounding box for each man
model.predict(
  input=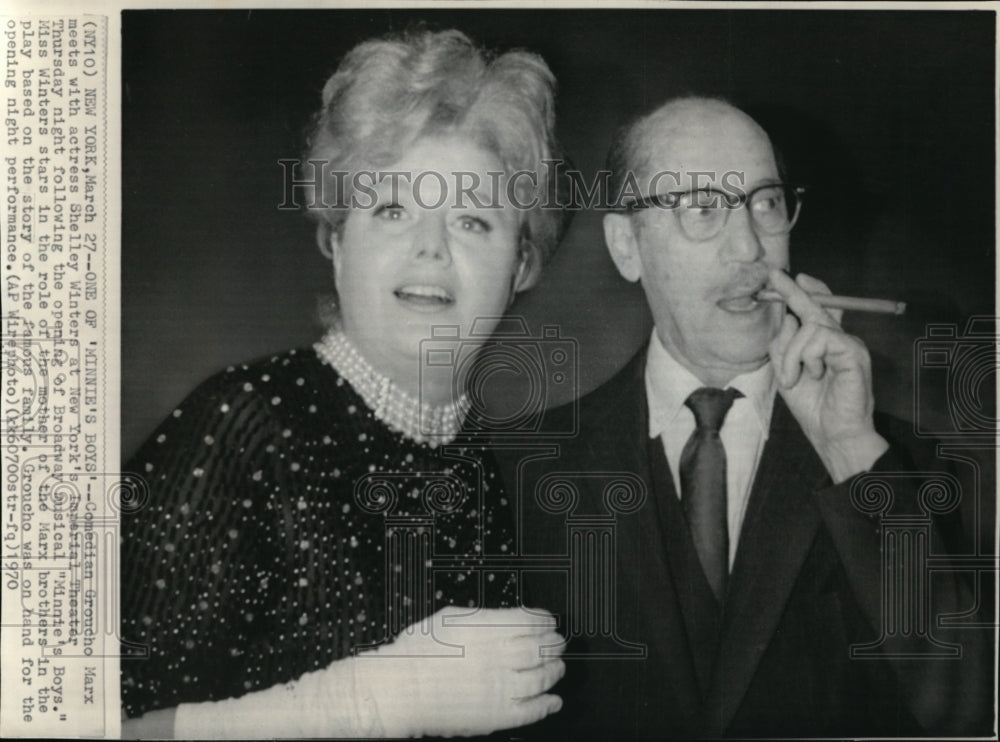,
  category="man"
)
[514,97,991,738]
